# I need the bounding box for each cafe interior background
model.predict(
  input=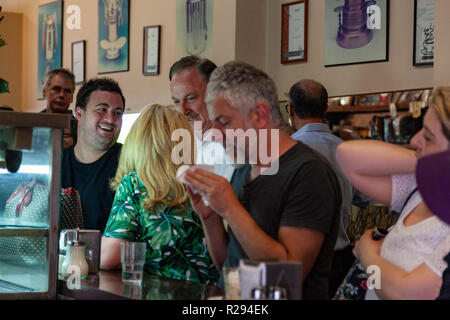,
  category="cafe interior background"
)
[0,0,449,299]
